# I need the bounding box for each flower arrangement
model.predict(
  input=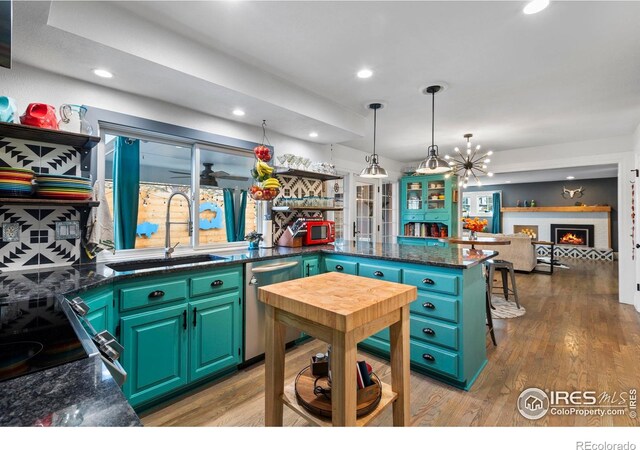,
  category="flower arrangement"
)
[245,231,263,249]
[462,217,488,232]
